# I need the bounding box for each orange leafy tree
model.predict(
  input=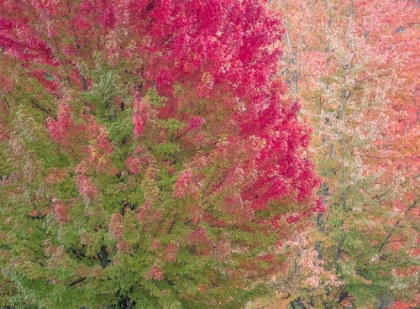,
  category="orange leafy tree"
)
[268,0,420,308]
